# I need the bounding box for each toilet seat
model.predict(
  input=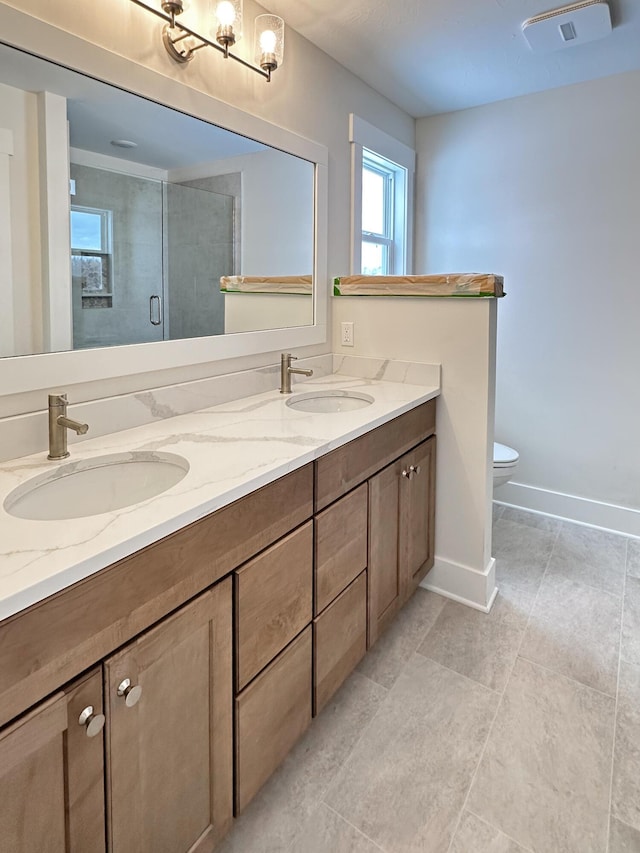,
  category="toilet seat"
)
[493,442,519,468]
